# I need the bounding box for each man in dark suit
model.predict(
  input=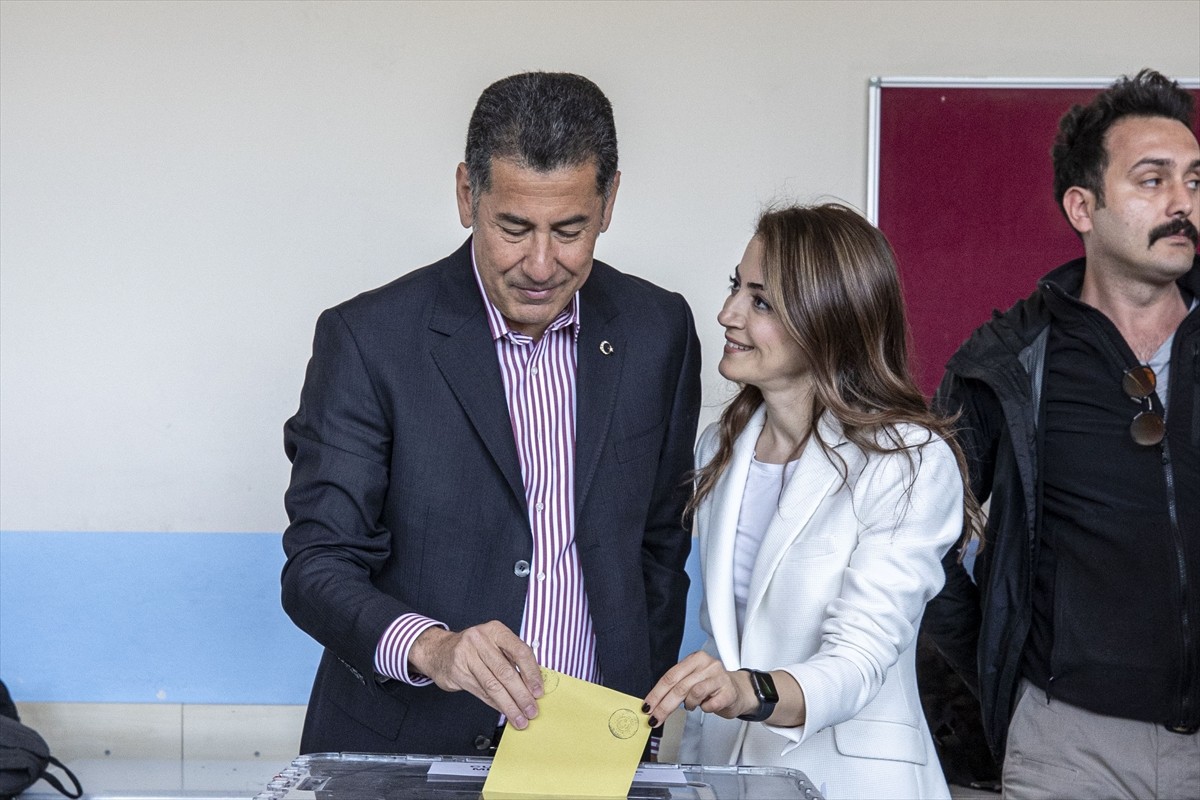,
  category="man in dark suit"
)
[281,72,701,757]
